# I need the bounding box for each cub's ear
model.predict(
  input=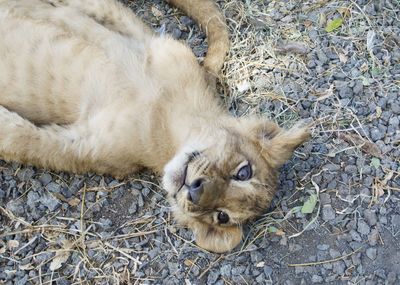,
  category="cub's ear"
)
[238,117,311,168]
[261,120,311,168]
[238,117,282,140]
[192,222,242,253]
